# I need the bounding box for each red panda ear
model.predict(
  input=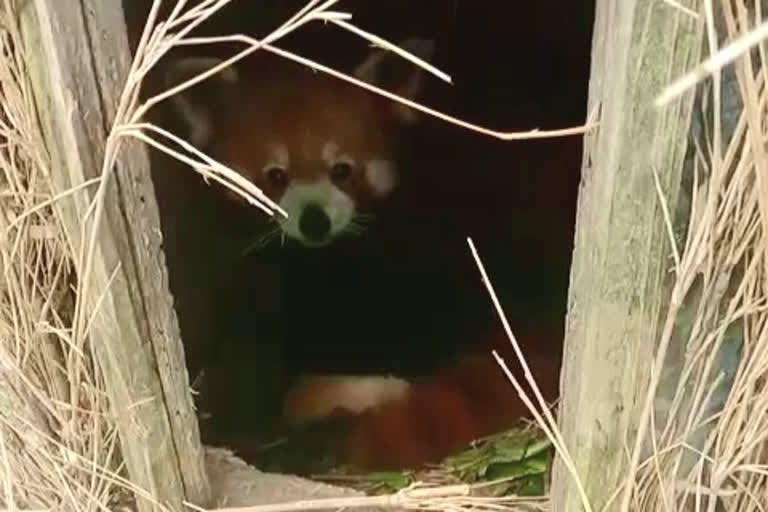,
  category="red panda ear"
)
[353,38,435,124]
[163,56,240,148]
